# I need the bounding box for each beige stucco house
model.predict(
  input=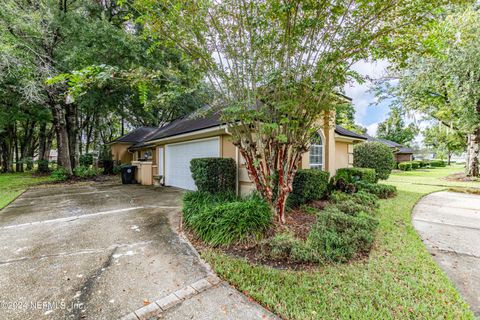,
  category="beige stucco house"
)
[109,111,366,196]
